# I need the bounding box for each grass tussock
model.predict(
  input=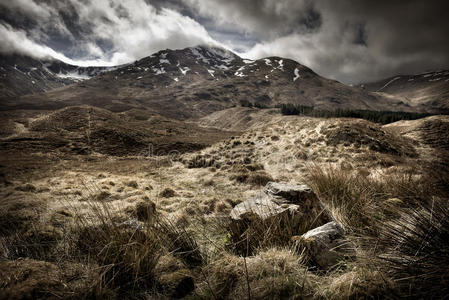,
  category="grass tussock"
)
[377,198,449,298]
[306,164,433,235]
[0,194,202,299]
[229,163,273,186]
[318,266,397,299]
[198,248,318,299]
